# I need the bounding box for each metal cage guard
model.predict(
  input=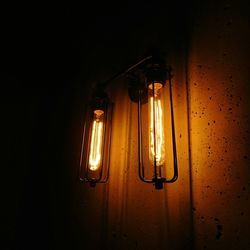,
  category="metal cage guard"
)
[80,54,178,188]
[138,68,178,189]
